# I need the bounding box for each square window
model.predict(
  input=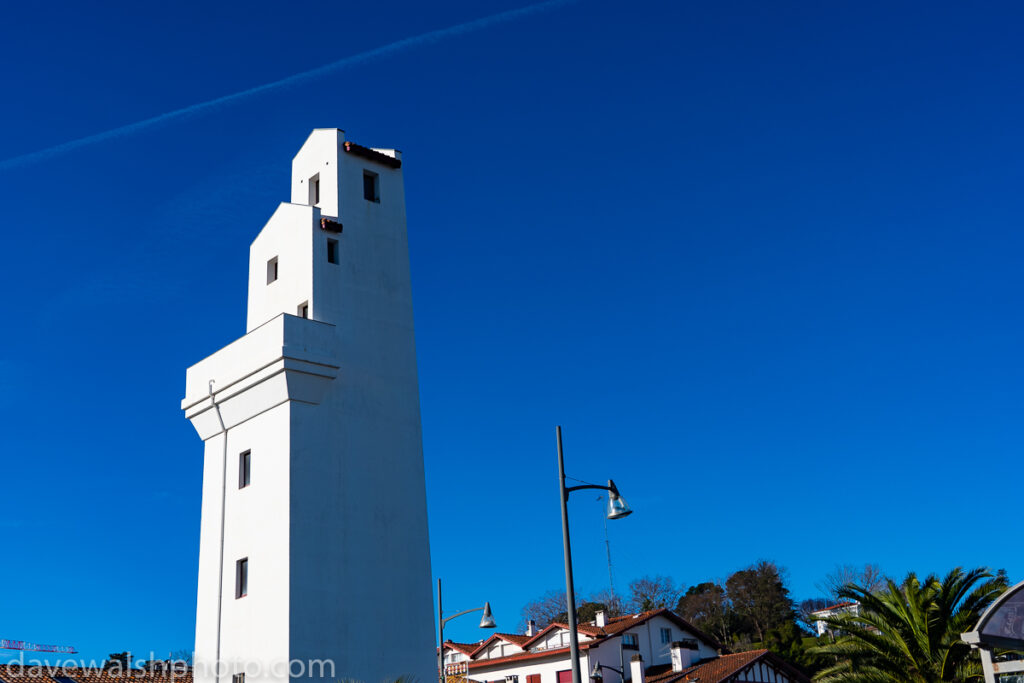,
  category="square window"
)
[236,558,248,598]
[363,170,379,202]
[309,174,320,205]
[298,302,309,319]
[660,627,671,644]
[233,675,244,683]
[267,257,278,284]
[327,238,339,264]
[622,633,638,650]
[239,451,251,489]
